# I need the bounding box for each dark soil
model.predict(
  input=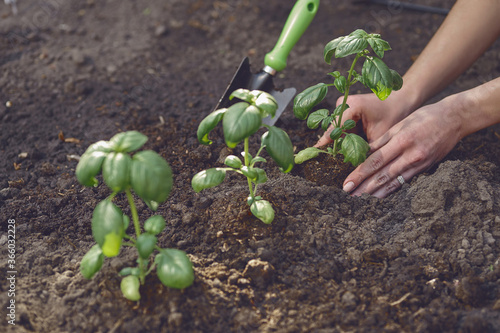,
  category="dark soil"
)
[293,150,355,188]
[1,1,500,332]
